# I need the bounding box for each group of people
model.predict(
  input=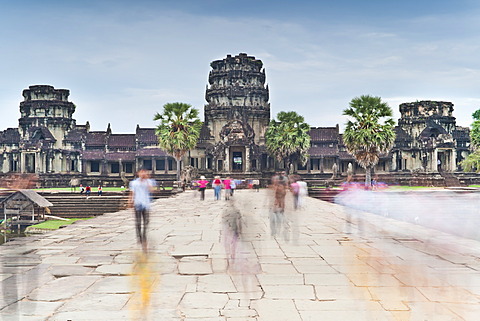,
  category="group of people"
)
[196,176,237,201]
[79,184,103,196]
